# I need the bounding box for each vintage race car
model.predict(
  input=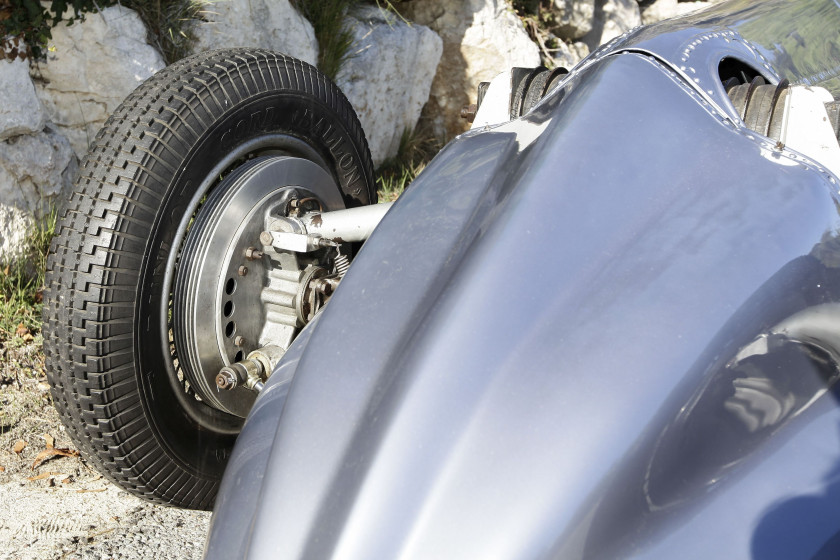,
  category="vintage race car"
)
[43,0,840,558]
